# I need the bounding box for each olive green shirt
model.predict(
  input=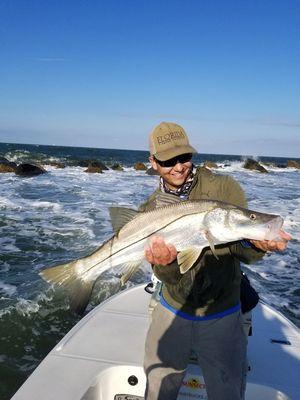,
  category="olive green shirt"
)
[140,167,265,316]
